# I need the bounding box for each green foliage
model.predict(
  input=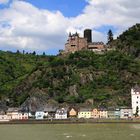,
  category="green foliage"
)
[114,24,140,57]
[134,106,139,117]
[0,24,140,107]
[107,29,113,43]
